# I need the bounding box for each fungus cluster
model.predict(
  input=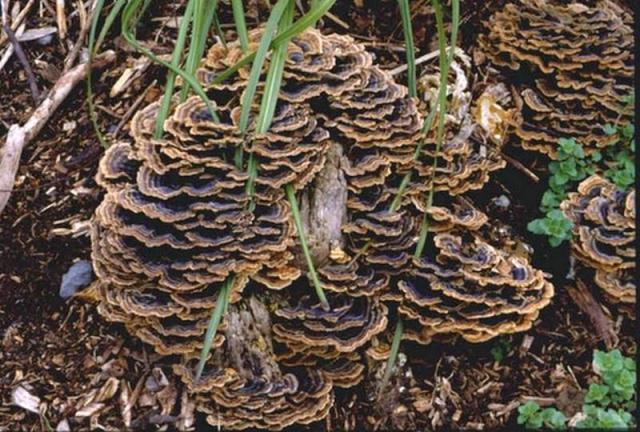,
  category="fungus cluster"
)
[91,27,553,429]
[478,0,634,158]
[562,175,635,315]
[397,202,554,345]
